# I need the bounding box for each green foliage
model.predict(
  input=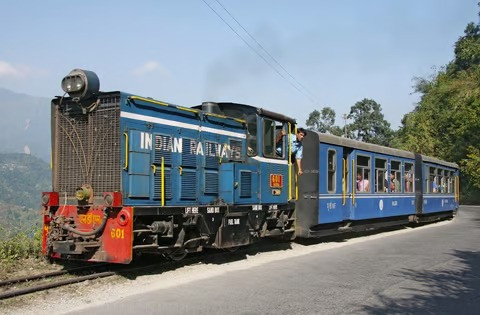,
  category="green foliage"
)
[306,107,337,134]
[0,227,42,267]
[393,14,480,203]
[461,146,480,190]
[0,153,51,210]
[347,98,393,146]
